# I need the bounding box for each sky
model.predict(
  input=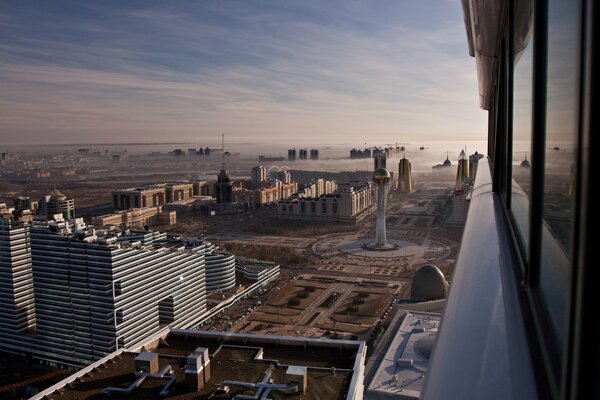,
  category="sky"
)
[0,1,487,145]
